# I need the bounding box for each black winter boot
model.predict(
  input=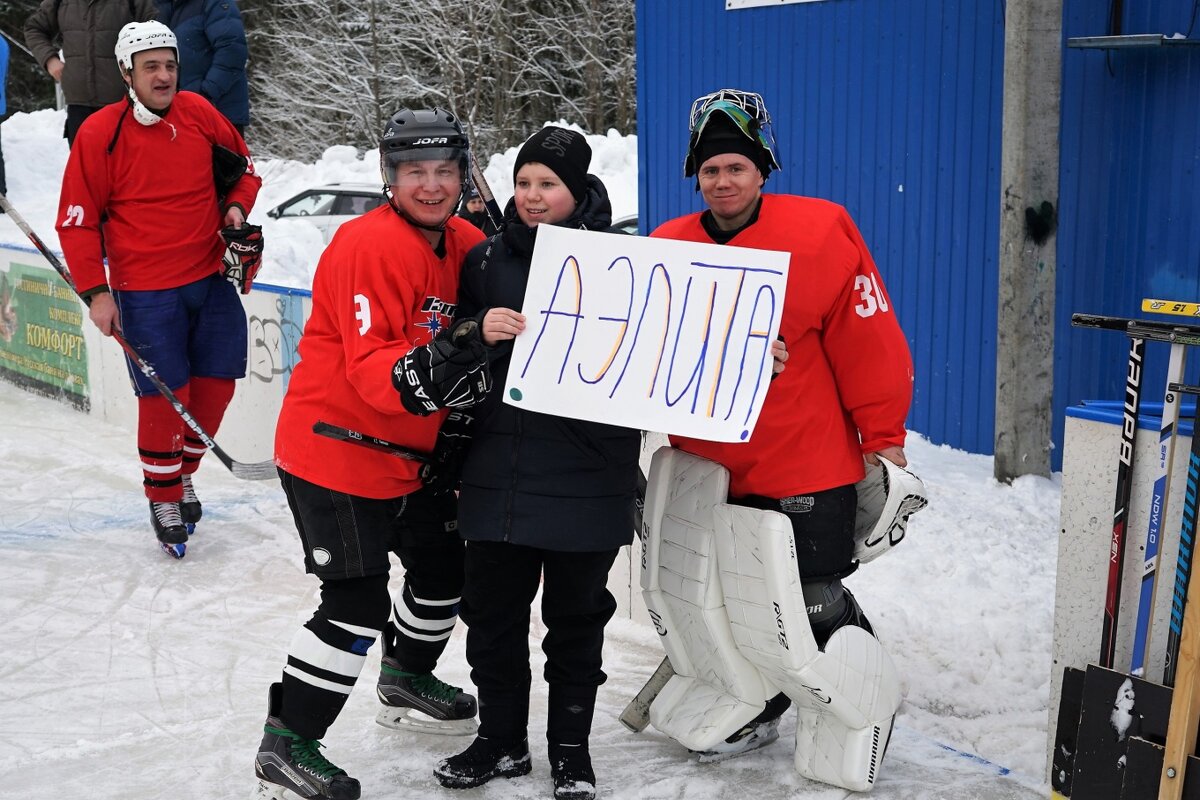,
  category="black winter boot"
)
[434,735,532,789]
[549,742,596,800]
